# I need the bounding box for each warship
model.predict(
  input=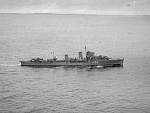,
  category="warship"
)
[20,50,124,68]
